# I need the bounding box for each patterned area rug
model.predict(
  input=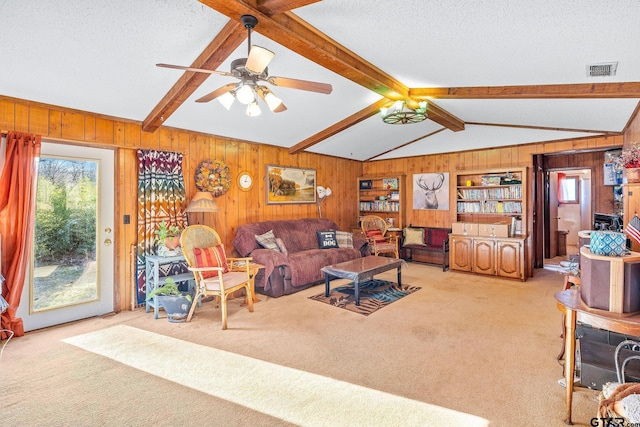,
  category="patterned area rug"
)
[308,279,420,316]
